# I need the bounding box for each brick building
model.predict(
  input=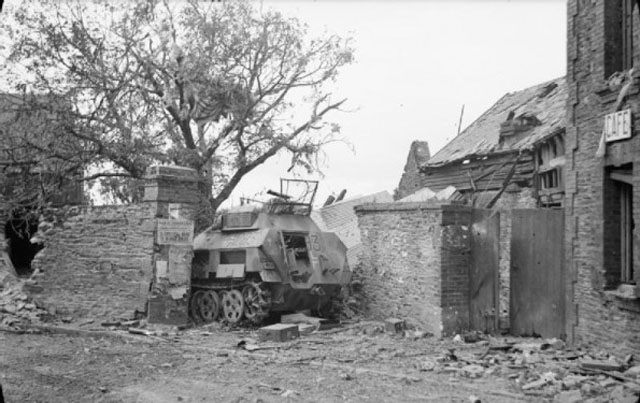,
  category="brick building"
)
[566,0,640,352]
